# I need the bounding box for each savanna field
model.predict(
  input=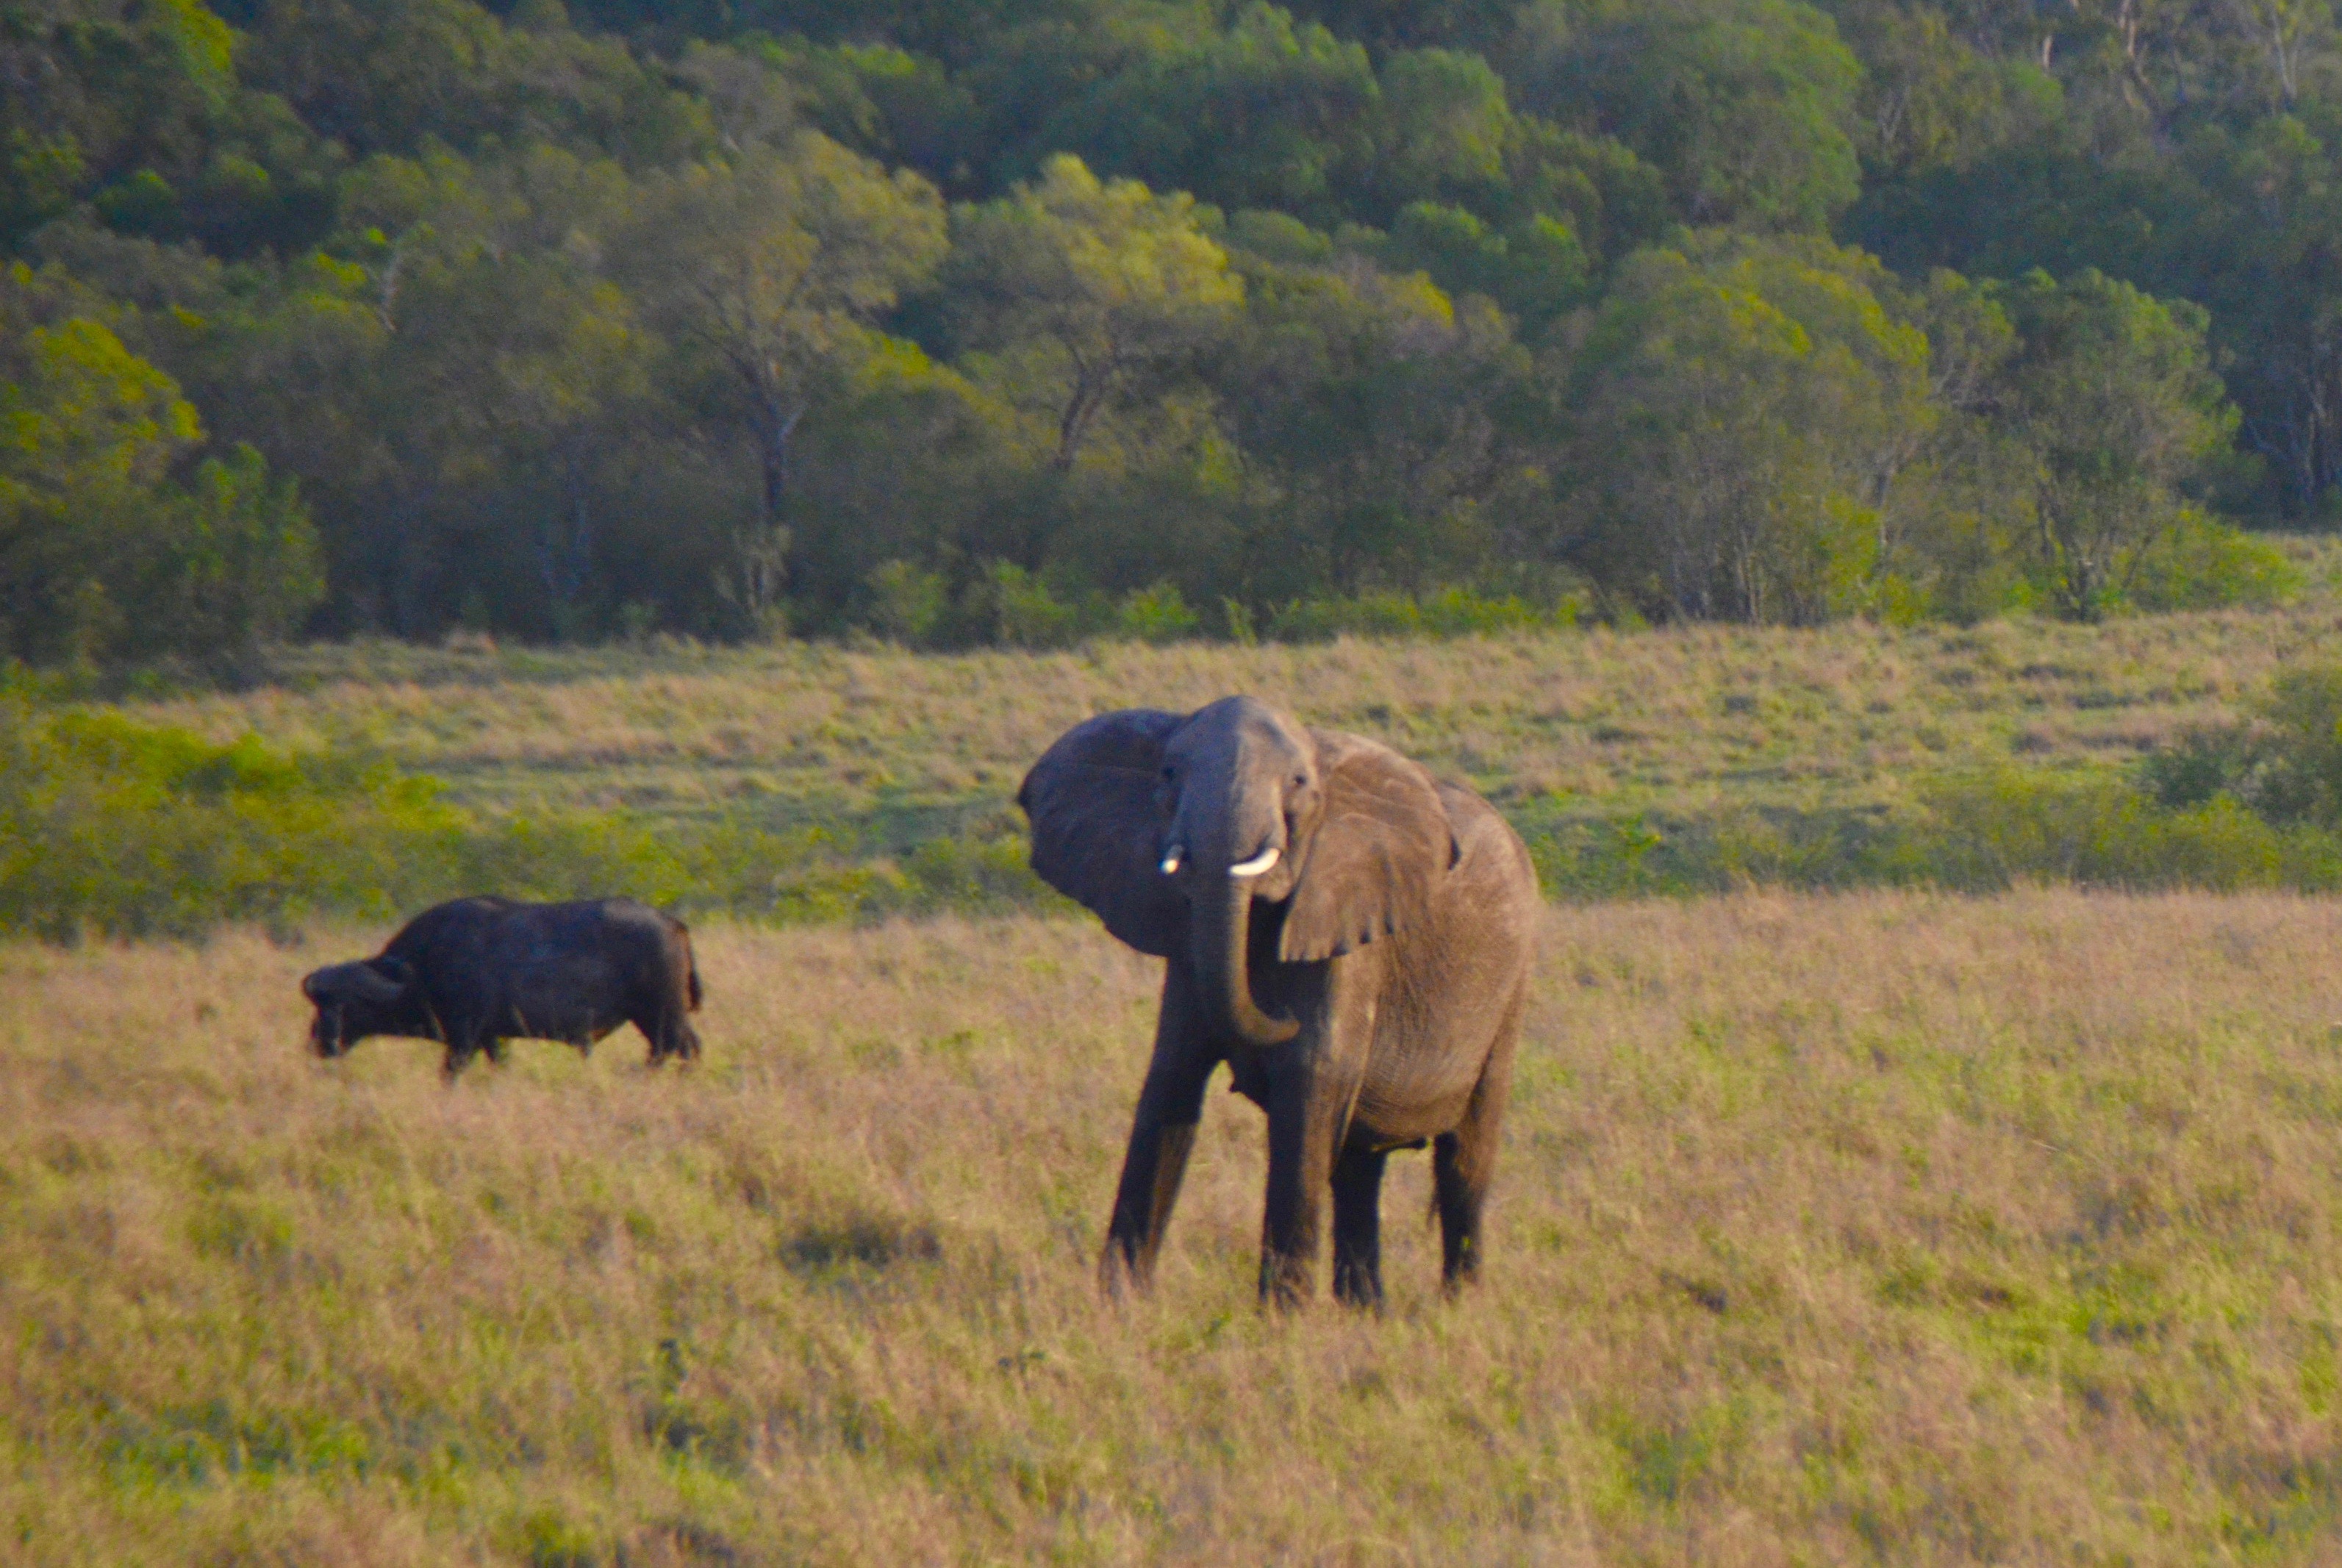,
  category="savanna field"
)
[2,604,2342,1562]
[29,0,2342,1553]
[7,895,2342,1564]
